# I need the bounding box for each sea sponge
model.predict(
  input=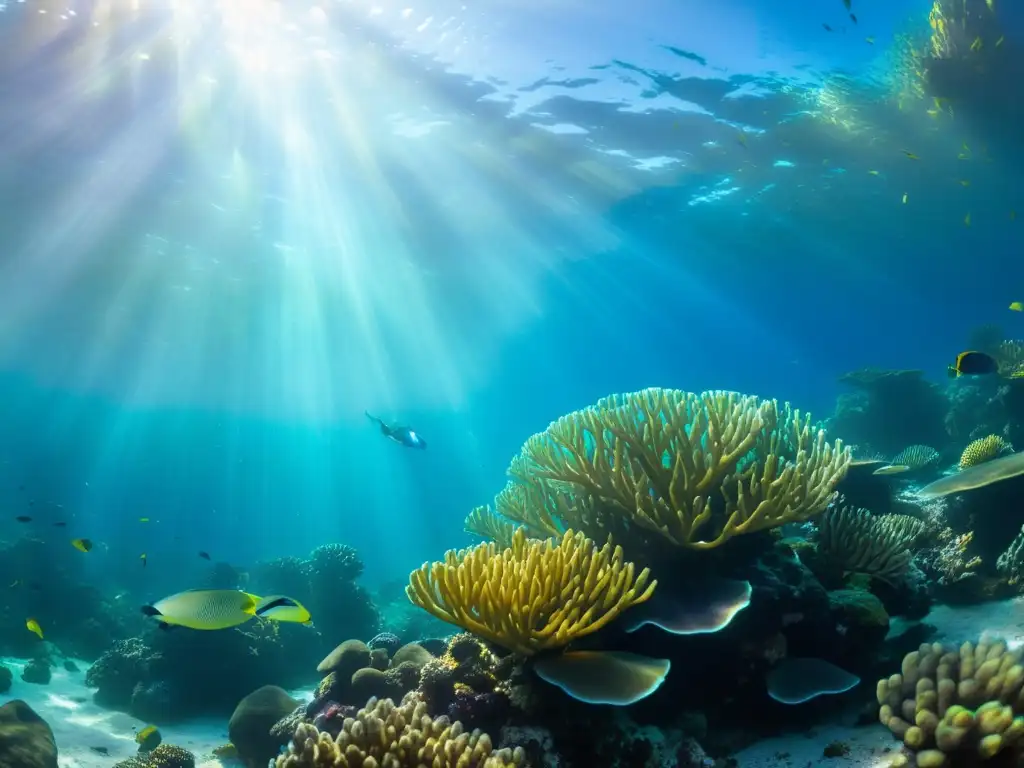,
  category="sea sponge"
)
[816,506,926,582]
[471,388,850,550]
[406,527,654,656]
[274,693,523,768]
[877,637,1024,766]
[959,436,1012,470]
